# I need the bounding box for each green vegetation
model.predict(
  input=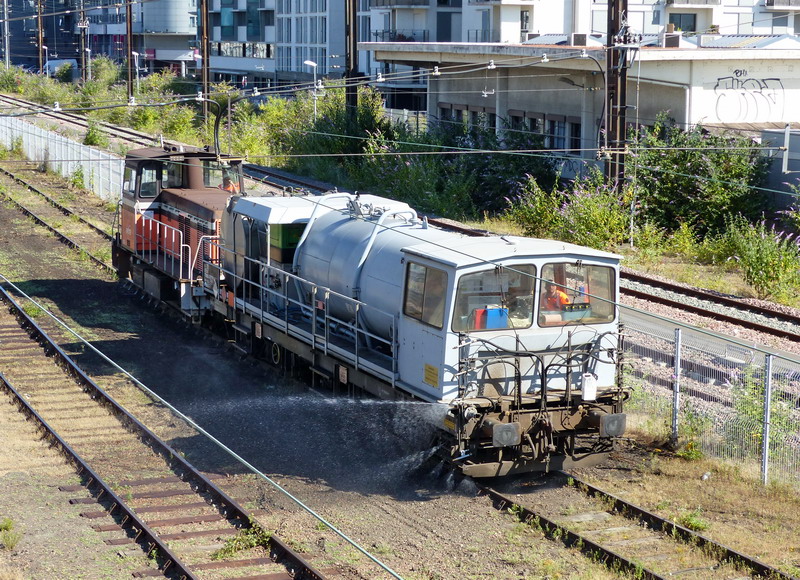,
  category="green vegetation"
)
[3,68,798,303]
[675,508,710,532]
[210,524,272,560]
[83,122,109,148]
[0,517,21,550]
